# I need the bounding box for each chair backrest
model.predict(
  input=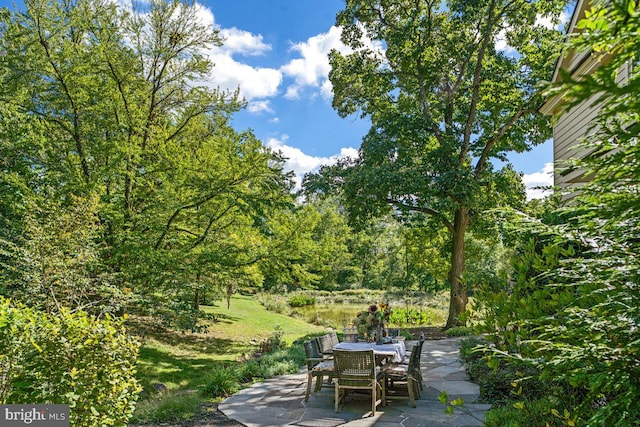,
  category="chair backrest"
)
[414,338,425,363]
[408,342,420,366]
[316,334,333,354]
[343,333,359,343]
[303,339,322,369]
[333,349,376,385]
[387,328,400,337]
[328,331,340,347]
